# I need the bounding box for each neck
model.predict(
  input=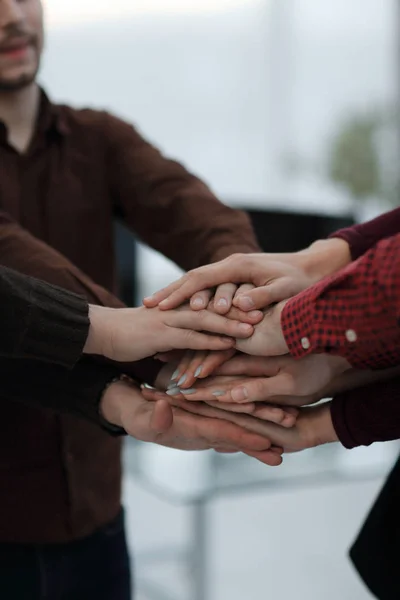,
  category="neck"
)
[0,83,40,152]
